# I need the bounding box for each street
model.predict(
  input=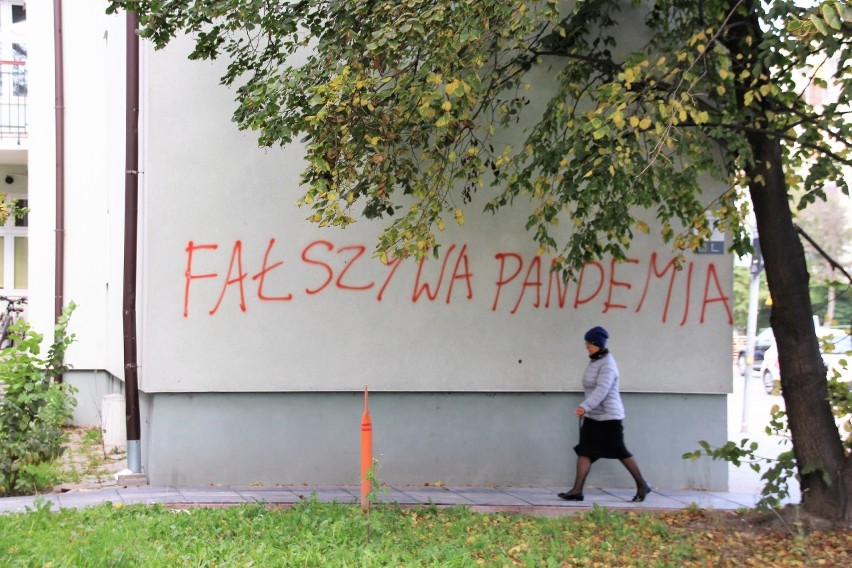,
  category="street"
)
[727,365,801,500]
